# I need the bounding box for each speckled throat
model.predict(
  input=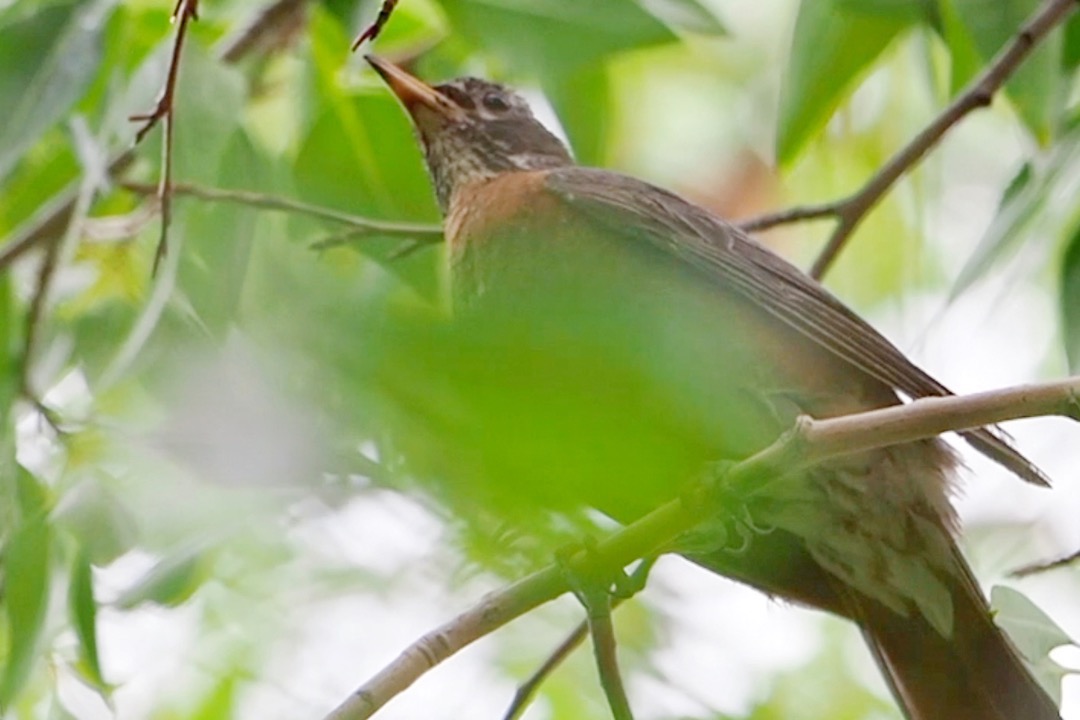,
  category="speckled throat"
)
[420,115,573,214]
